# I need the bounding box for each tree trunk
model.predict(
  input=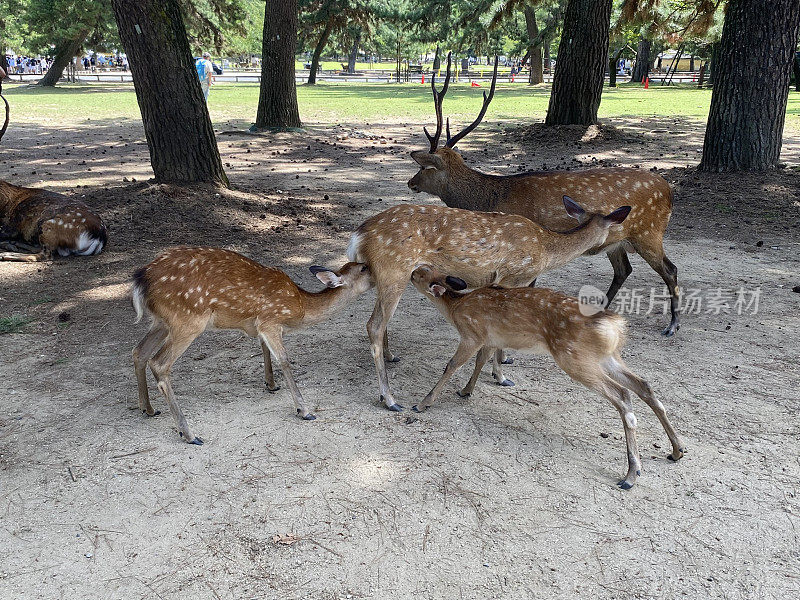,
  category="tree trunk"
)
[793,52,800,92]
[347,30,361,74]
[689,55,695,71]
[545,0,612,126]
[543,37,551,70]
[524,6,543,85]
[700,0,800,172]
[630,37,651,83]
[307,19,333,85]
[37,32,87,87]
[608,47,624,87]
[254,0,301,129]
[112,0,228,186]
[708,41,719,85]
